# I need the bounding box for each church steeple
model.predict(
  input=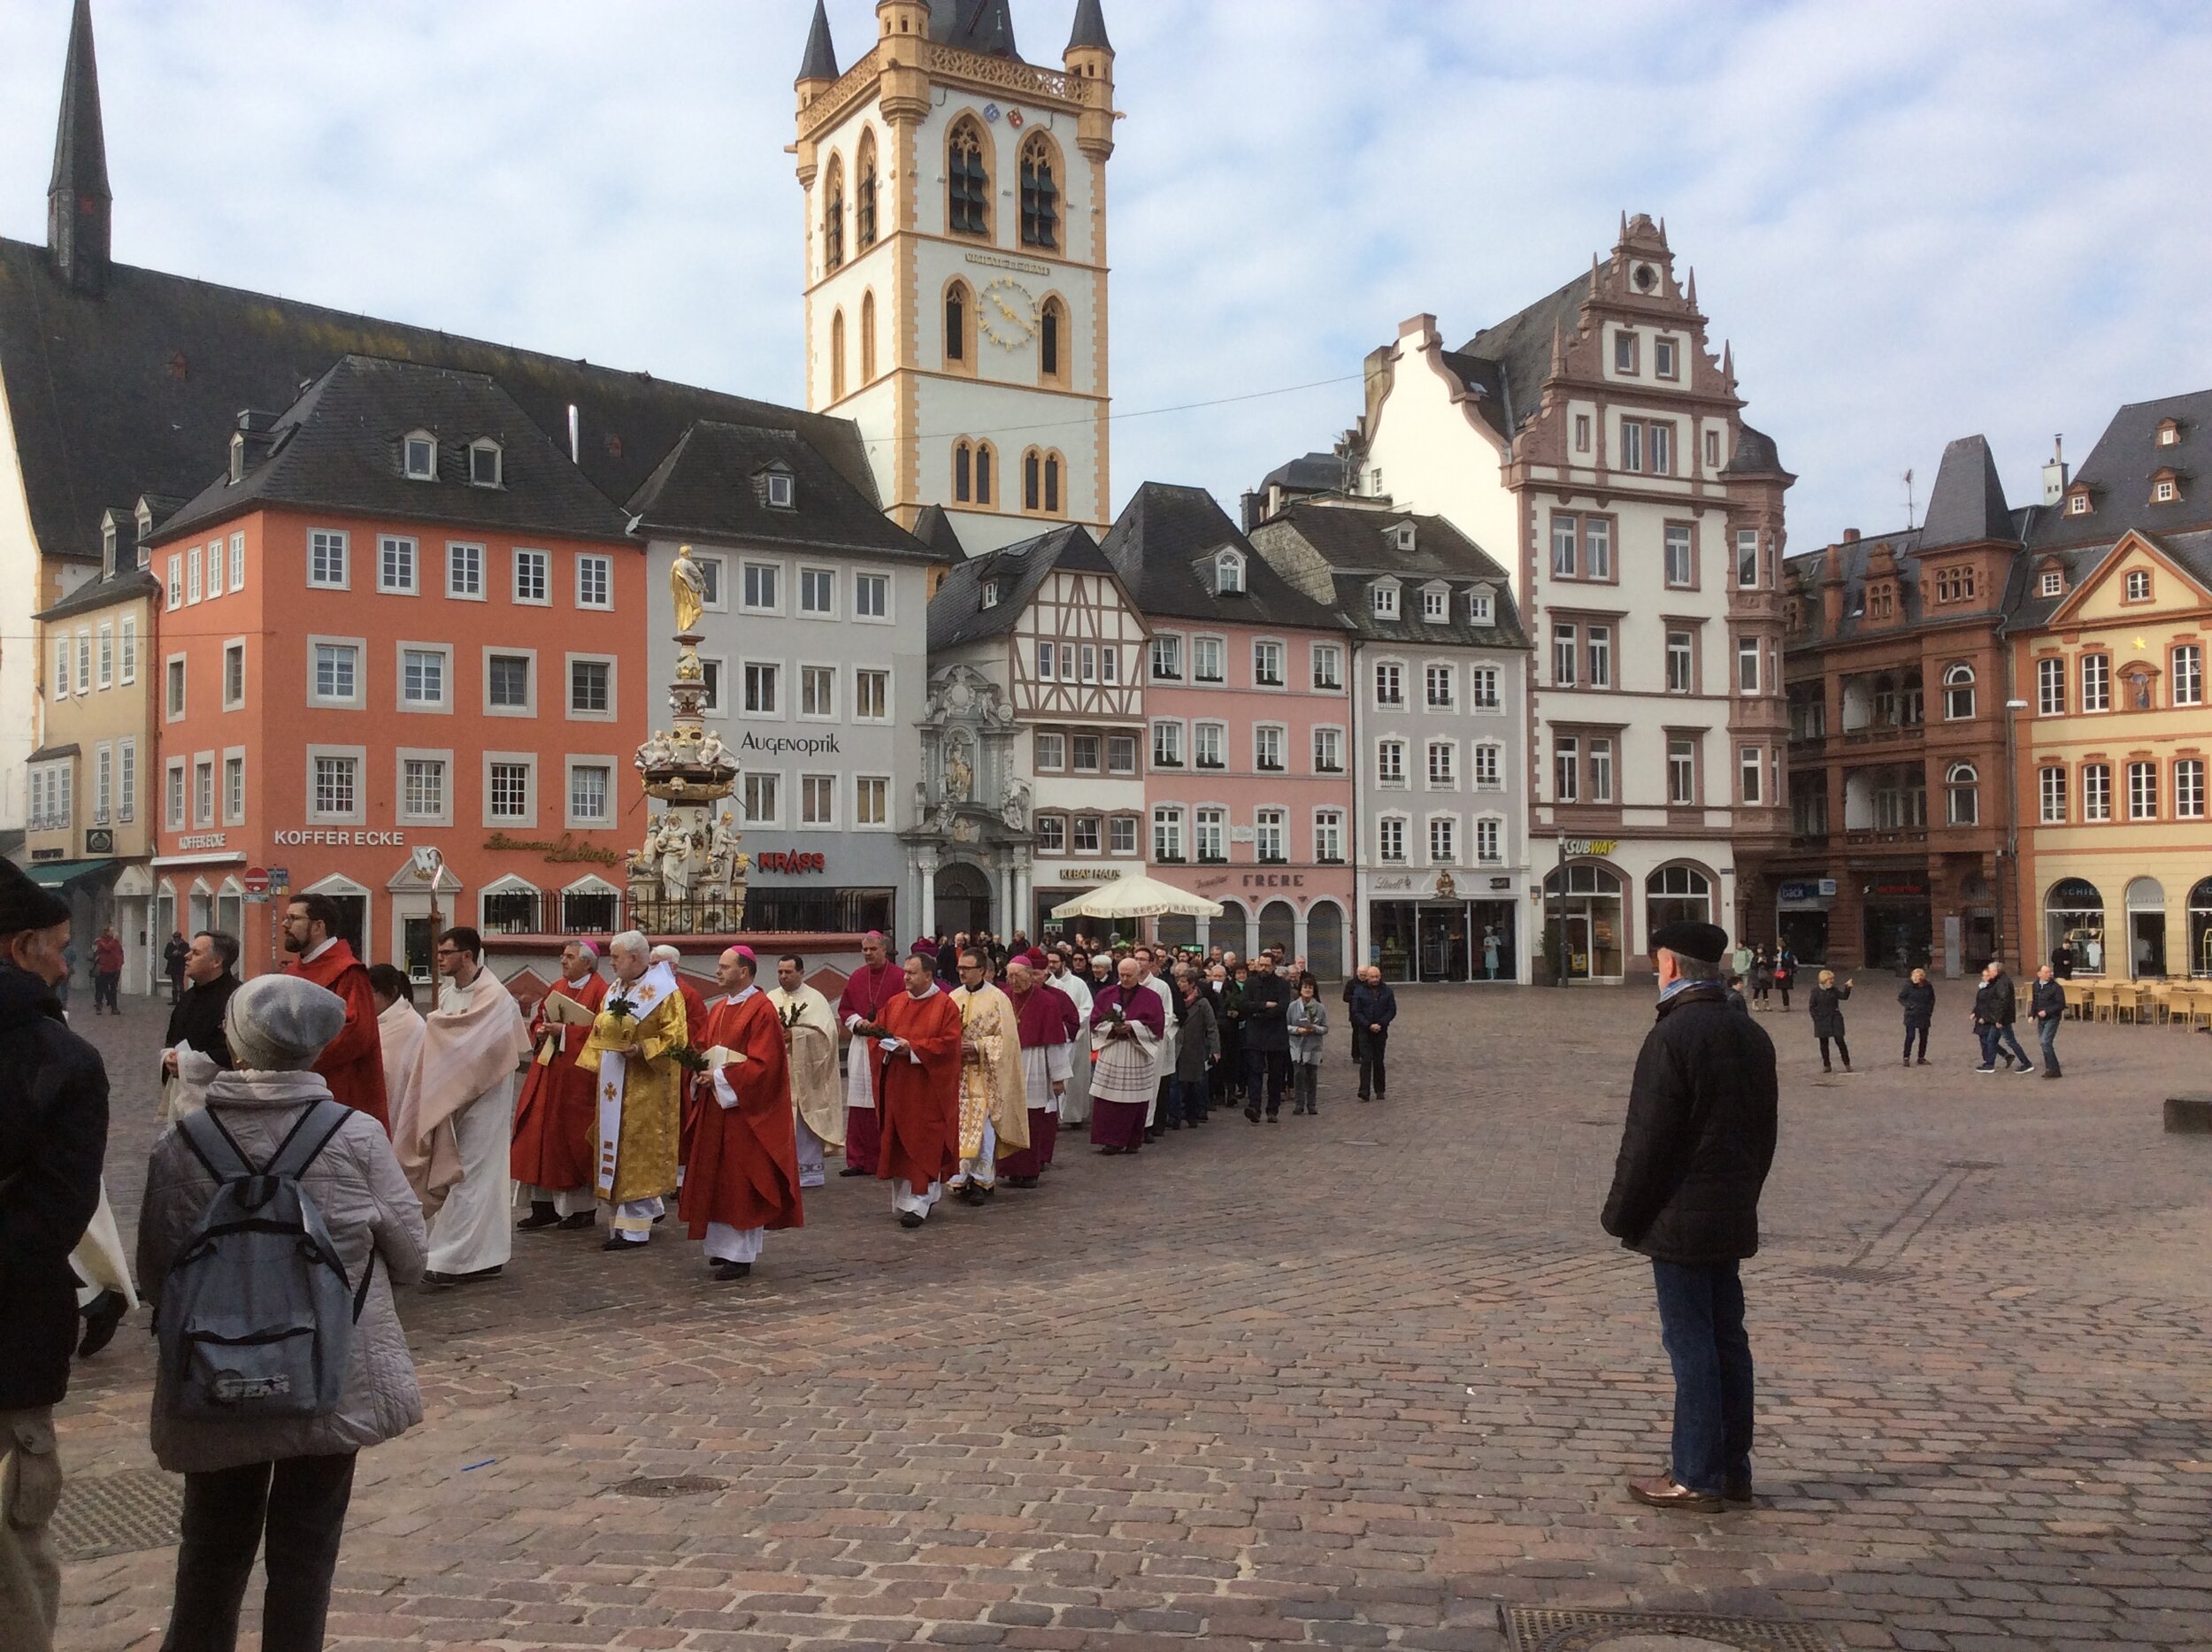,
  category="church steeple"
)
[795,0,838,93]
[47,0,111,297]
[1067,0,1111,52]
